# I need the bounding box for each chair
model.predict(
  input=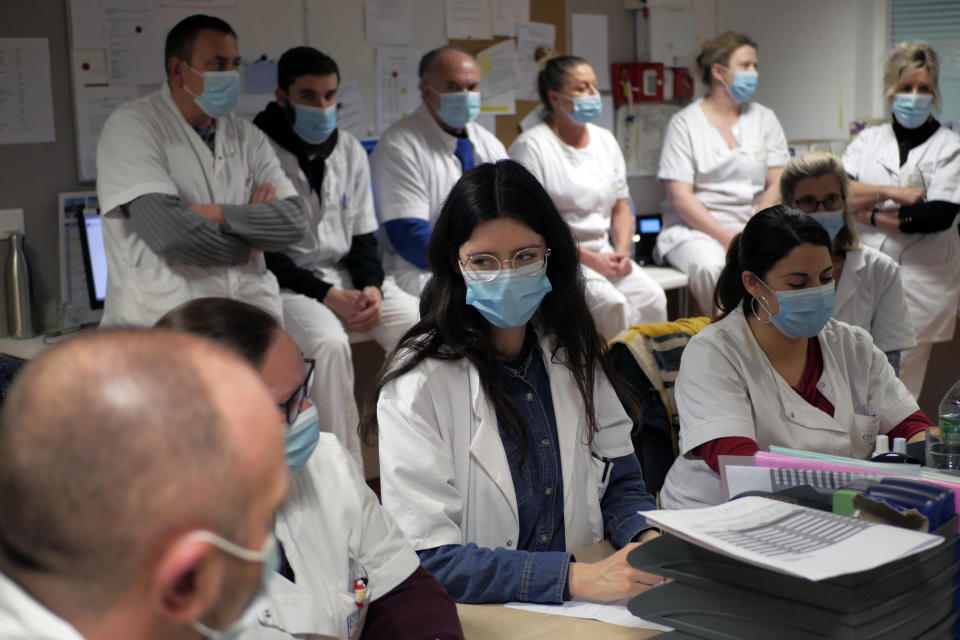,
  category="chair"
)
[609,317,710,494]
